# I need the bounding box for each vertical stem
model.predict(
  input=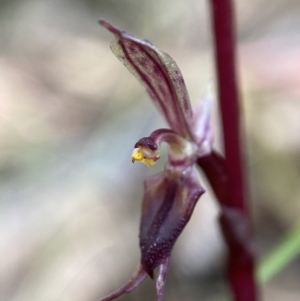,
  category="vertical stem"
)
[209,0,243,210]
[207,0,258,300]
